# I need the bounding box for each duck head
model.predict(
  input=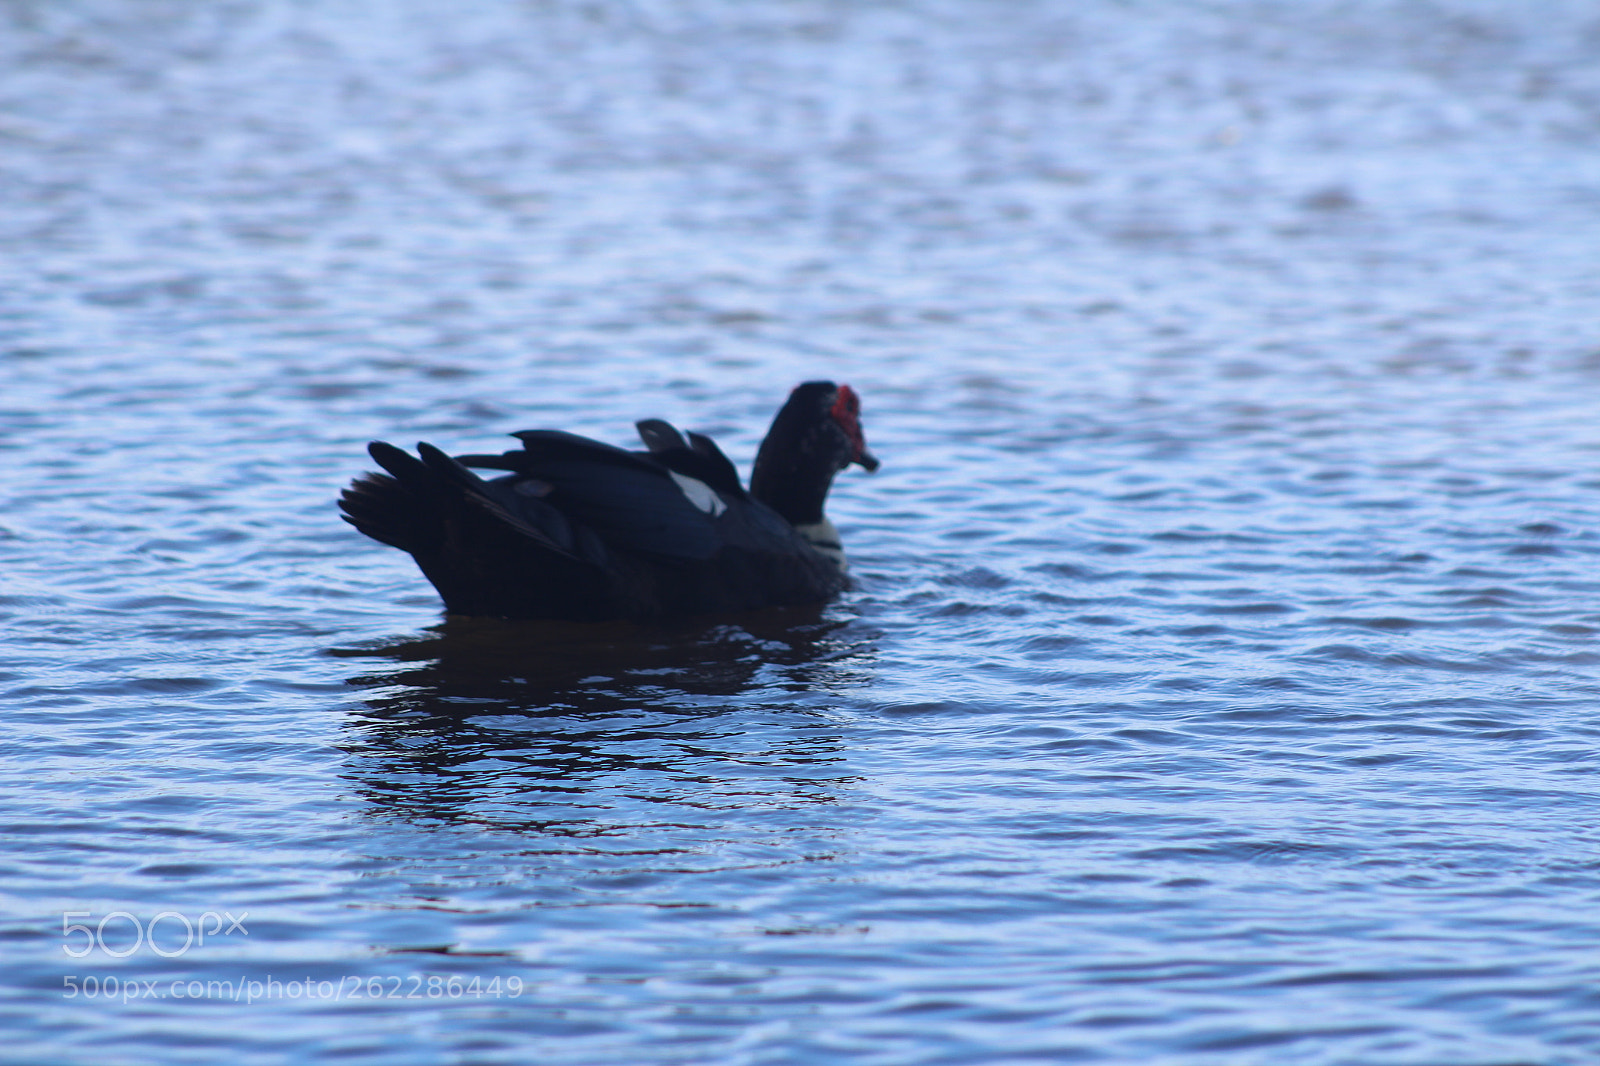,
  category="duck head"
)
[750,381,878,526]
